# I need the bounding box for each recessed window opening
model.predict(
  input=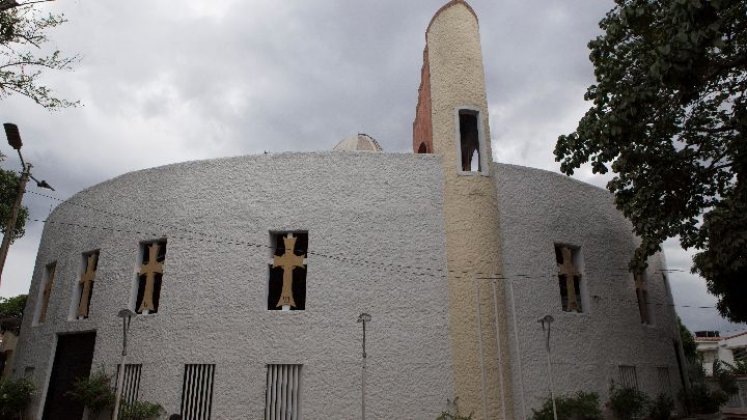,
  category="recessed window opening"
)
[418,142,428,154]
[459,110,481,172]
[74,250,99,320]
[135,239,167,314]
[35,262,57,324]
[635,272,653,325]
[268,232,307,311]
[555,245,584,312]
